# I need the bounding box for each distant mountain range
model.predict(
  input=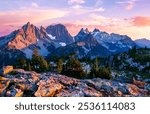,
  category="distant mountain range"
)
[0,22,149,66]
[52,28,136,59]
[135,38,150,48]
